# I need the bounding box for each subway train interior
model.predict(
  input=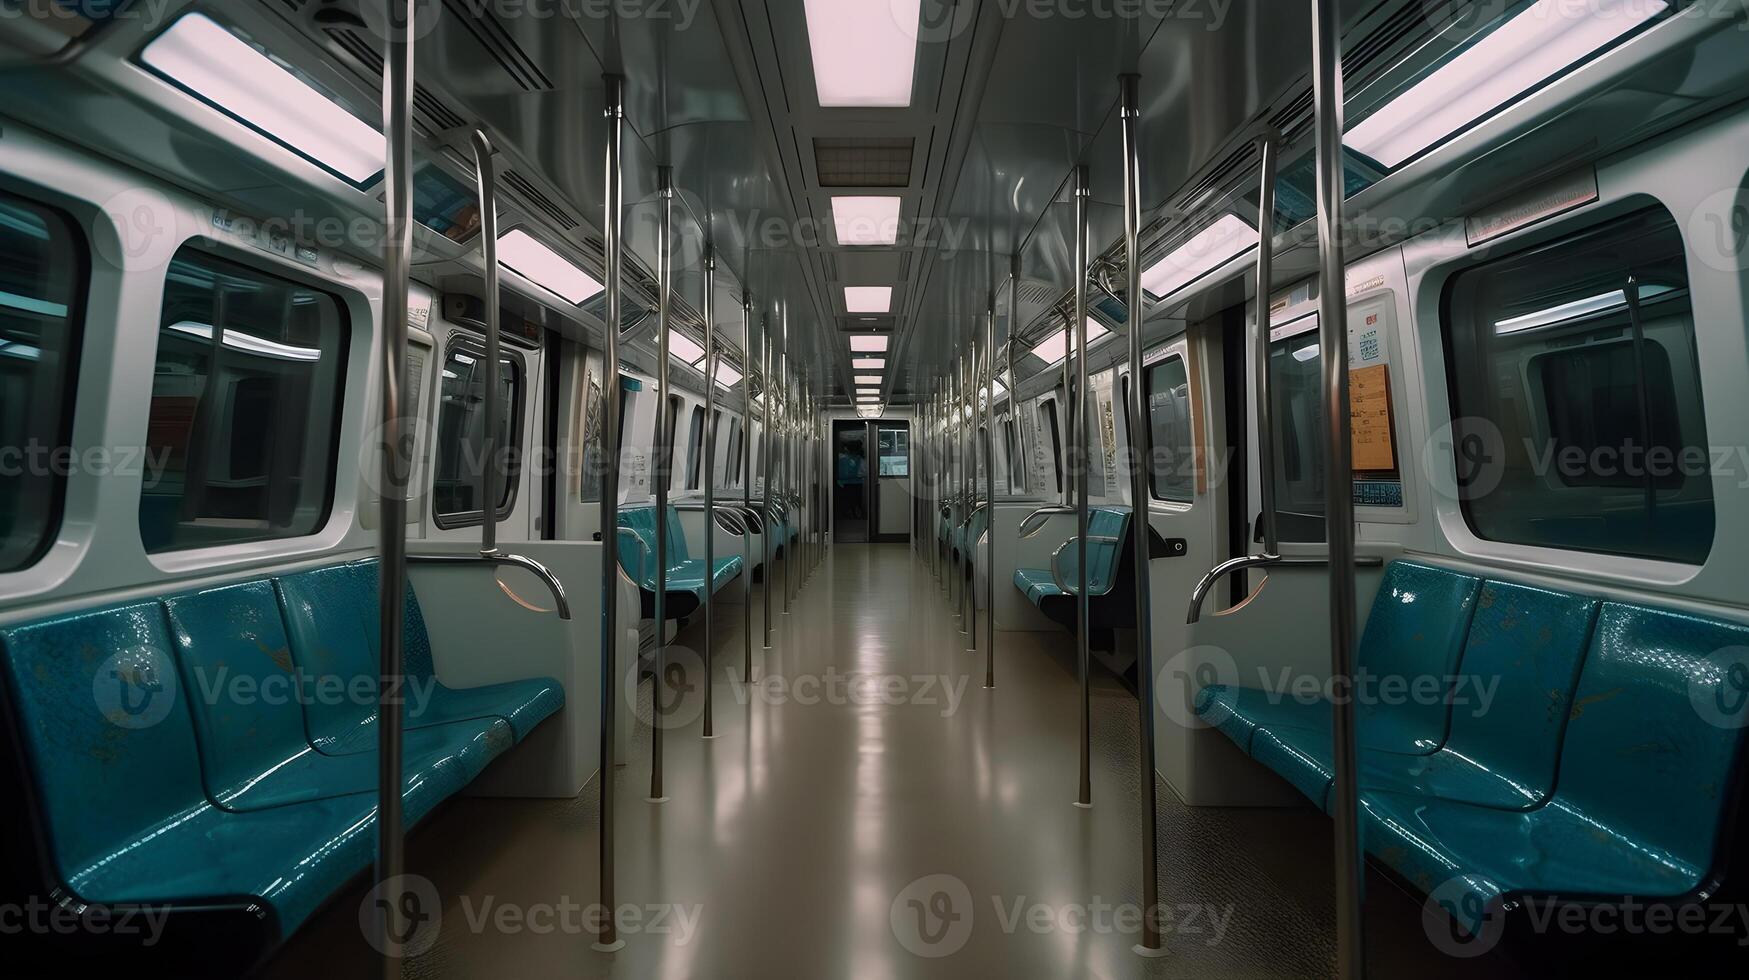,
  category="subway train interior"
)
[2,0,1749,977]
